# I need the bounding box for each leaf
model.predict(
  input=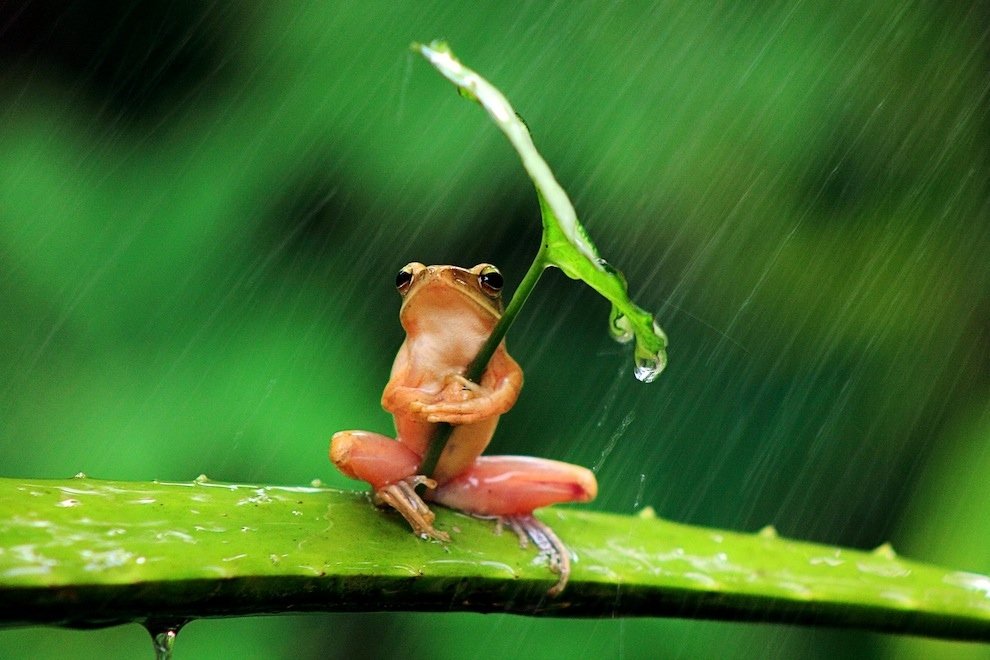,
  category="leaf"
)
[415,40,668,382]
[2,476,989,641]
